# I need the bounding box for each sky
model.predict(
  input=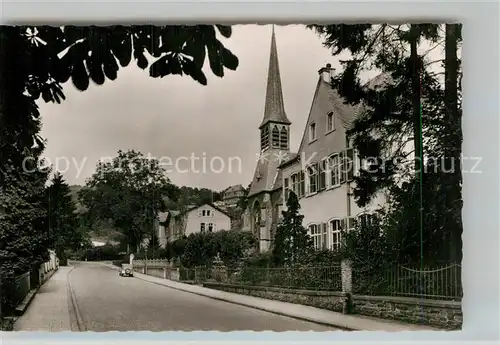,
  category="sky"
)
[38,24,445,192]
